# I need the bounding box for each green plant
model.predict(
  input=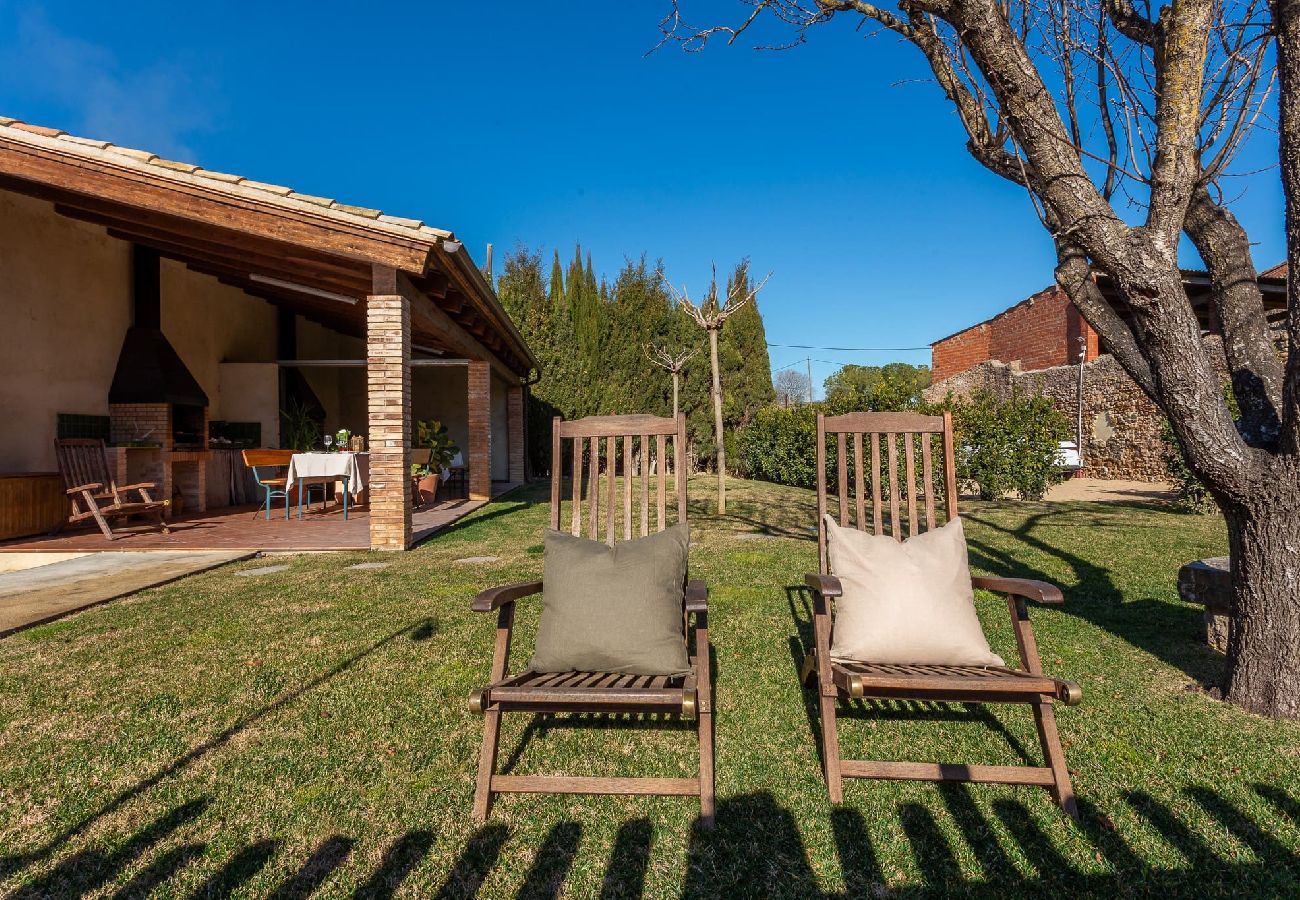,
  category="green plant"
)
[940,390,1071,500]
[279,397,320,452]
[413,419,458,474]
[735,406,820,488]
